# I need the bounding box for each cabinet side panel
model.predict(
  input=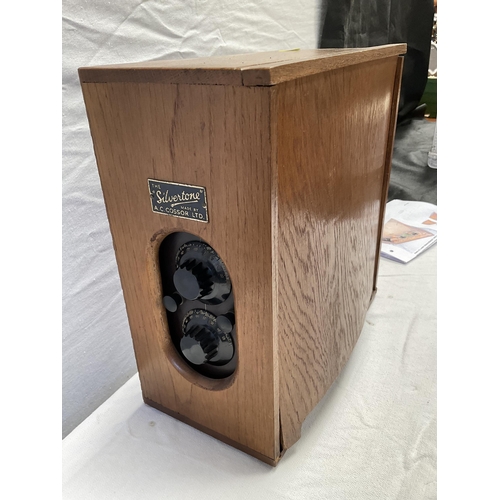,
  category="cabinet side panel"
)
[81,82,279,460]
[276,57,399,449]
[372,56,404,292]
